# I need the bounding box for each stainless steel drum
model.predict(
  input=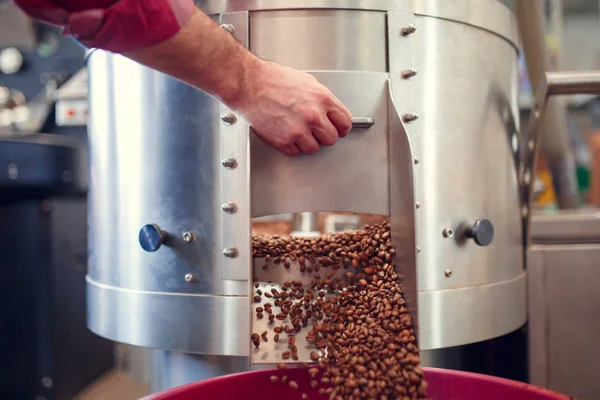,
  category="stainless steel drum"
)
[86,0,525,380]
